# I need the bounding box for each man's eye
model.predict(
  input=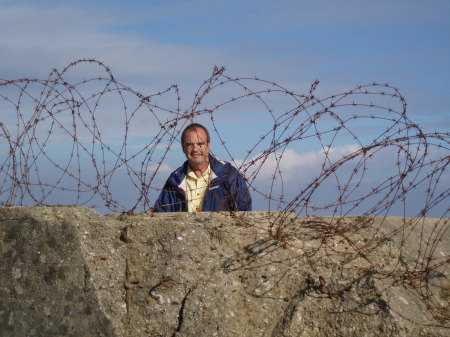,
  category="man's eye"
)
[198,142,205,146]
